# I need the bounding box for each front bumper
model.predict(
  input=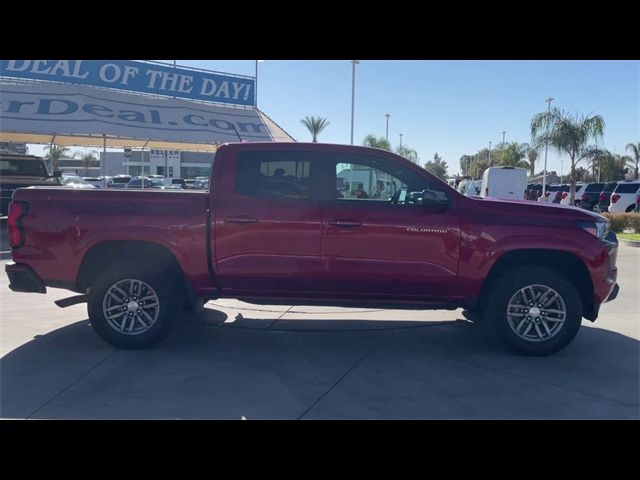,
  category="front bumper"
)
[5,262,46,293]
